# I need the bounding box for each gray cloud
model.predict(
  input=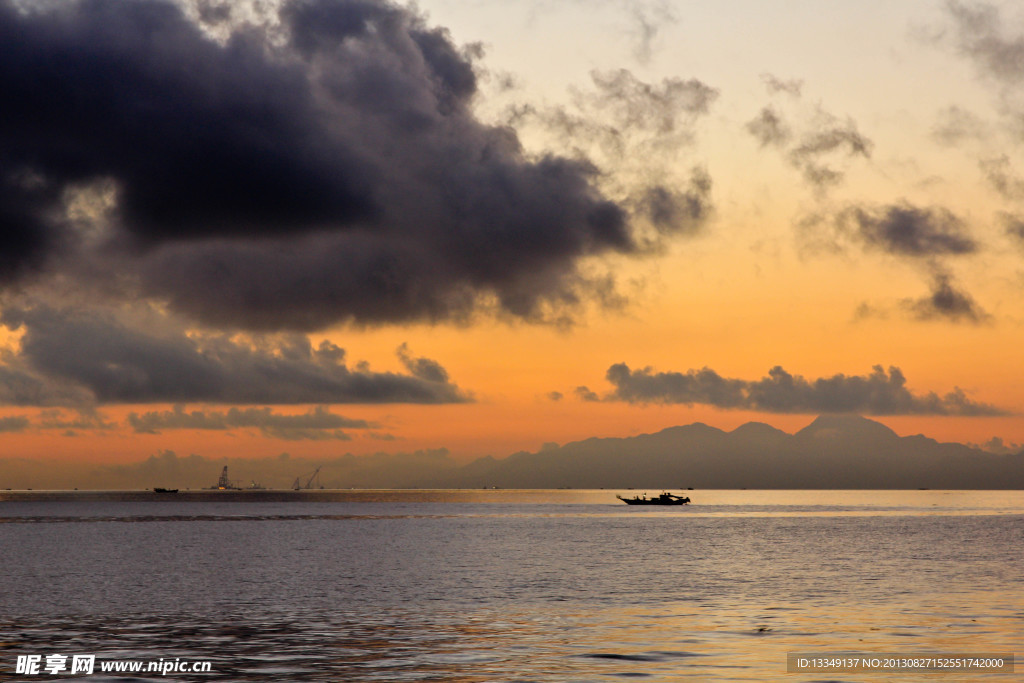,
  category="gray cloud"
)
[396,343,449,383]
[367,431,399,441]
[605,363,745,407]
[835,202,978,257]
[745,107,791,148]
[802,202,985,323]
[901,270,992,324]
[632,169,713,236]
[0,415,29,432]
[931,105,989,146]
[945,1,1024,83]
[511,69,718,162]
[1003,212,1024,246]
[0,0,685,329]
[973,436,1022,454]
[628,2,676,64]
[788,119,873,190]
[507,68,717,244]
[584,69,719,134]
[598,363,1006,415]
[37,408,116,431]
[744,99,872,191]
[0,304,470,405]
[852,301,888,321]
[761,73,803,97]
[127,405,367,440]
[980,156,1024,199]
